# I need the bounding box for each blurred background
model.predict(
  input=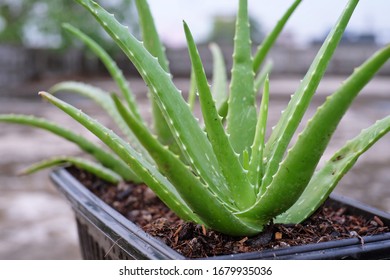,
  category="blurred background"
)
[0,0,389,259]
